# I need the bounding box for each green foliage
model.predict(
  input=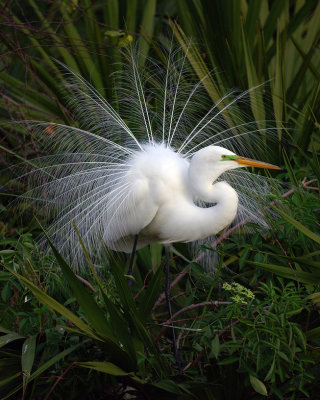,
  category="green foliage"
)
[175,0,320,156]
[1,222,319,399]
[216,280,314,397]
